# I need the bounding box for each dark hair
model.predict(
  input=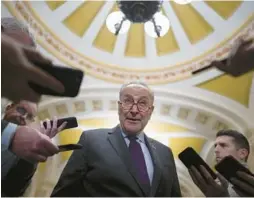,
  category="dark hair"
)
[216,129,250,161]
